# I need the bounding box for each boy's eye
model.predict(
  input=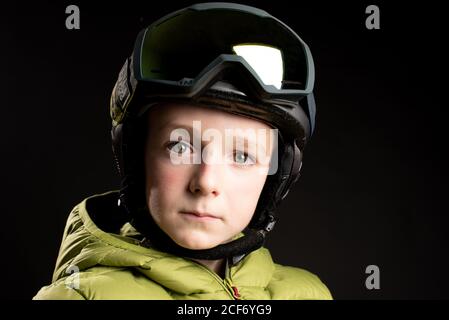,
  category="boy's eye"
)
[167,141,192,154]
[233,150,255,165]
